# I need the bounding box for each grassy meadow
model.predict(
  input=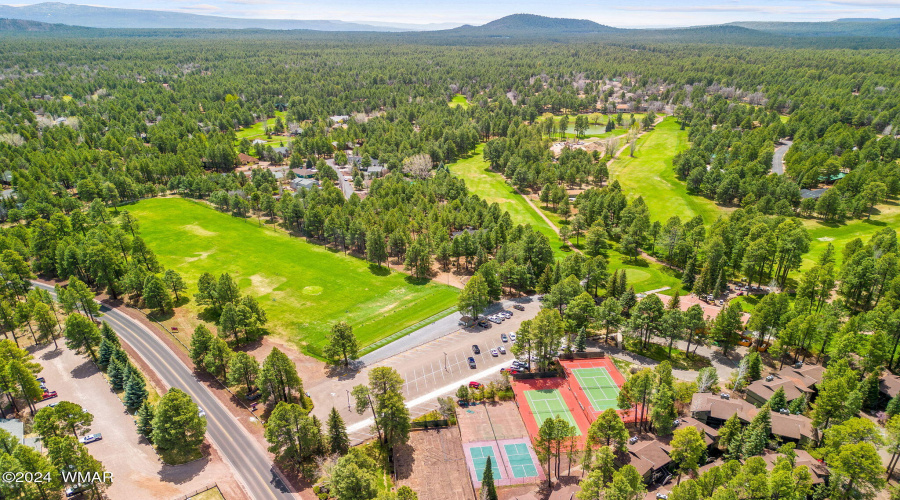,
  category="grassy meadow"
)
[128,198,459,358]
[449,94,471,109]
[609,117,725,225]
[448,145,572,258]
[234,111,291,148]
